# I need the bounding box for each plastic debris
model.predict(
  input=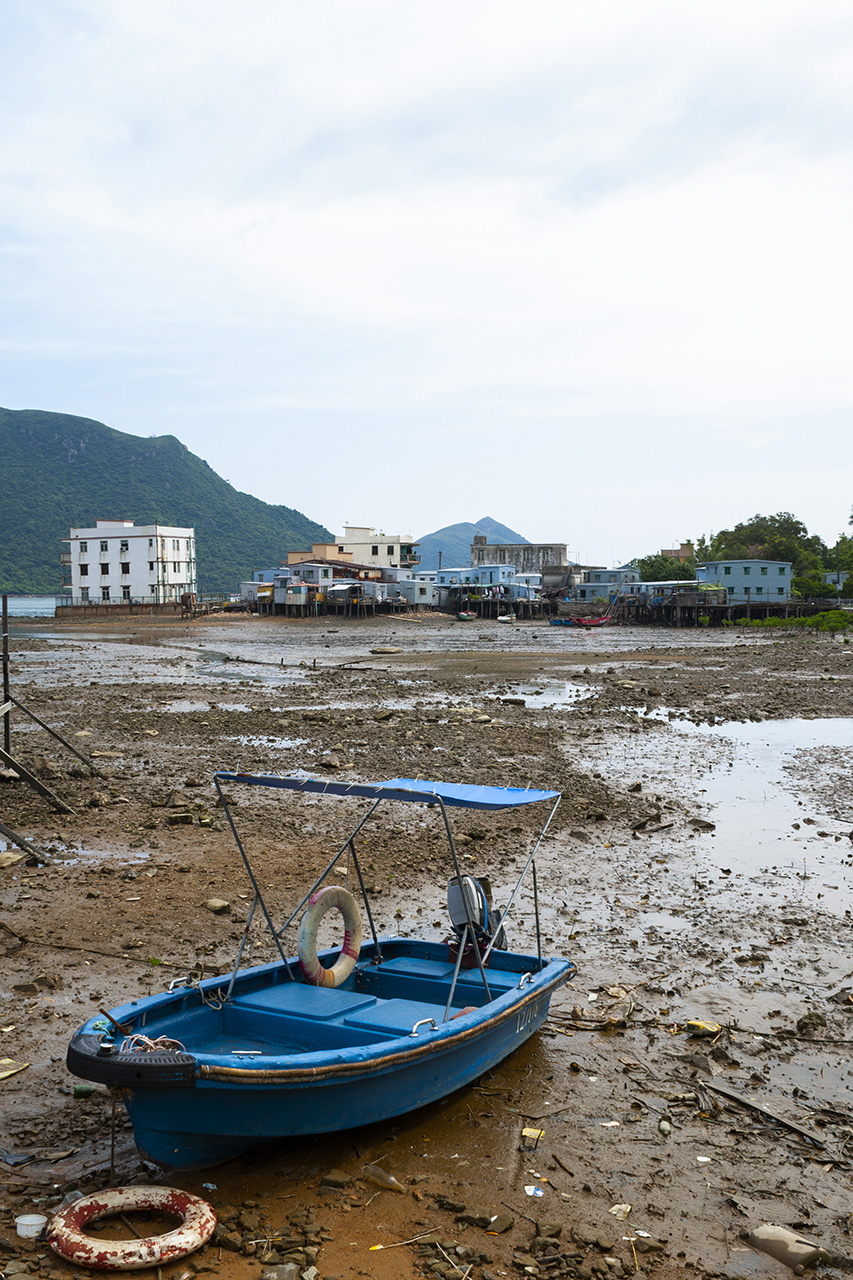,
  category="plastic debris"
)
[609,1204,632,1220]
[747,1223,830,1268]
[696,1156,712,1164]
[0,1058,29,1081]
[524,1186,545,1197]
[362,1163,407,1193]
[521,1127,544,1150]
[600,1120,620,1128]
[659,1119,672,1136]
[685,1020,722,1037]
